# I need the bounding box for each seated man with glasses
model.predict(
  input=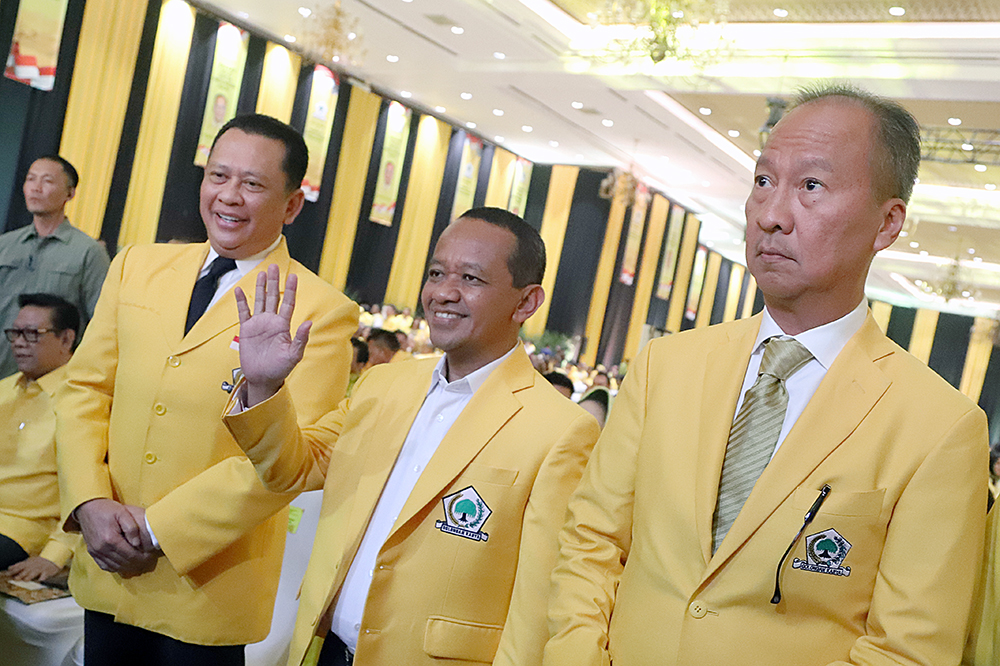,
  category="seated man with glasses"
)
[0,293,80,580]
